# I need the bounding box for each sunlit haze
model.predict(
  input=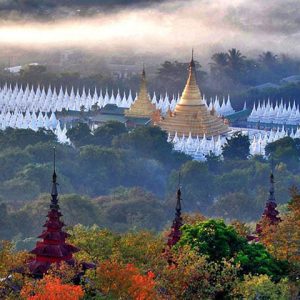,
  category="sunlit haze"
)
[0,0,299,58]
